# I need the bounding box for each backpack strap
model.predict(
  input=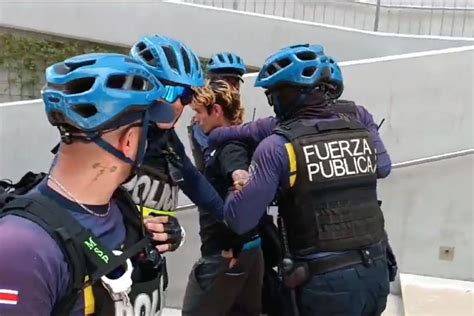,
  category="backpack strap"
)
[1,191,149,315]
[0,172,46,207]
[1,193,87,314]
